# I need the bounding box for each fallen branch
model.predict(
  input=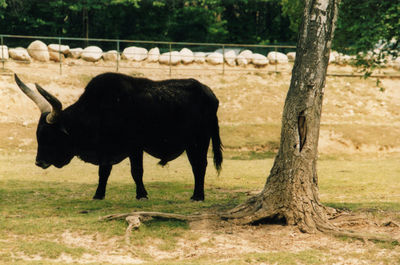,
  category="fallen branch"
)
[100,211,219,222]
[101,211,220,241]
[125,215,141,244]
